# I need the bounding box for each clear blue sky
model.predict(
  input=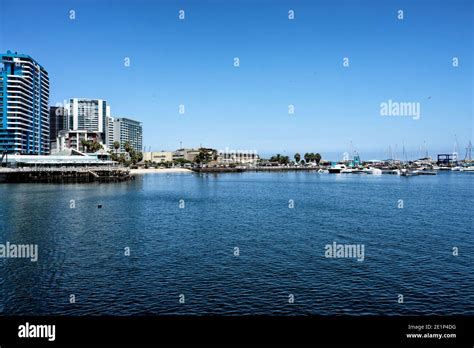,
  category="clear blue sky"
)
[1,0,472,159]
